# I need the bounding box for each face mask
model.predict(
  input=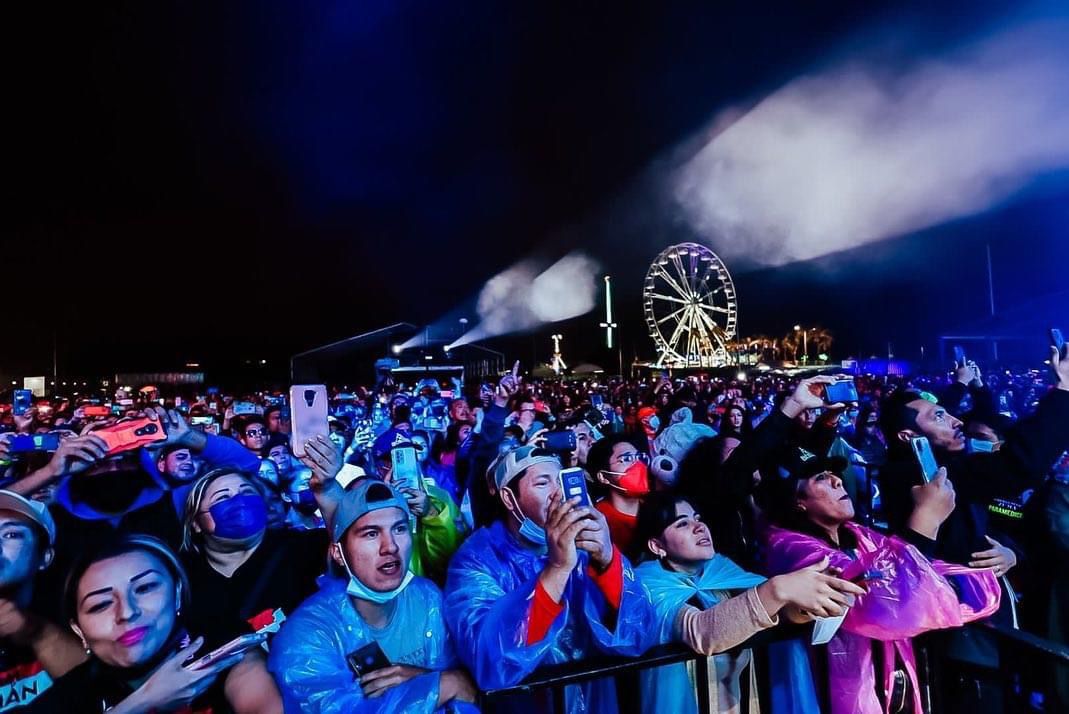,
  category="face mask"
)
[647,416,660,432]
[502,487,548,549]
[208,493,267,540]
[602,461,651,497]
[338,548,414,604]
